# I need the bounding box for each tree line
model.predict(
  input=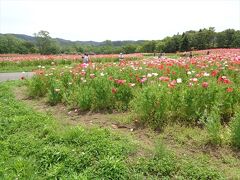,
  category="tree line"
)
[0,27,239,55]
